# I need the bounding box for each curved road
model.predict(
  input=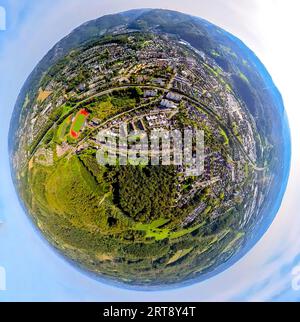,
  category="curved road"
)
[29,83,266,172]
